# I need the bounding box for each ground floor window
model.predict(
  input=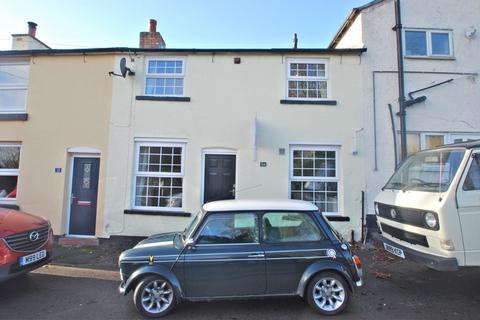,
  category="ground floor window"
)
[403,132,480,156]
[0,144,20,203]
[133,141,185,210]
[290,146,339,214]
